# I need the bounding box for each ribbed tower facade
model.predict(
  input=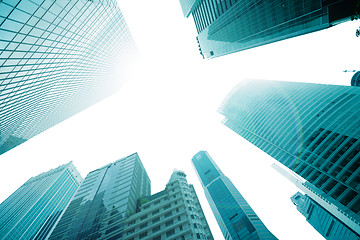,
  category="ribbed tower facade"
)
[291,192,360,240]
[0,162,83,240]
[49,153,150,240]
[192,151,277,240]
[122,170,213,240]
[179,0,354,59]
[219,80,360,229]
[0,0,136,154]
